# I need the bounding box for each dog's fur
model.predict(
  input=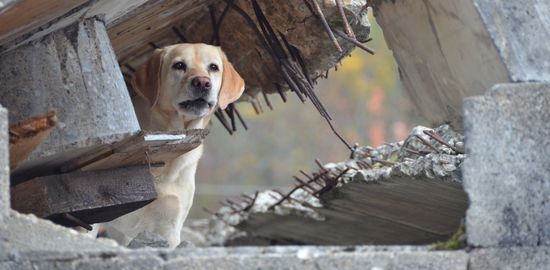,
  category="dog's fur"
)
[103,43,244,248]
